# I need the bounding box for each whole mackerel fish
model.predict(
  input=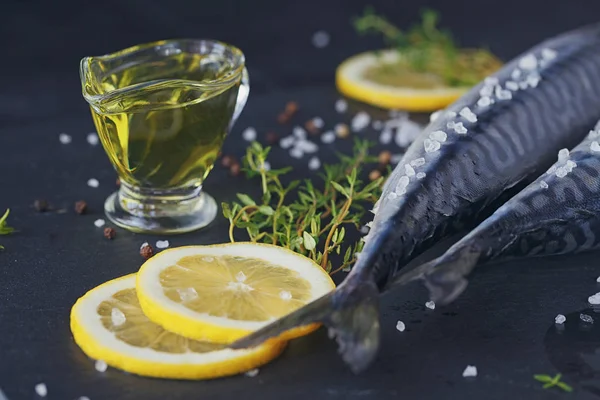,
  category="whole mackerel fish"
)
[232,23,600,373]
[396,127,600,306]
